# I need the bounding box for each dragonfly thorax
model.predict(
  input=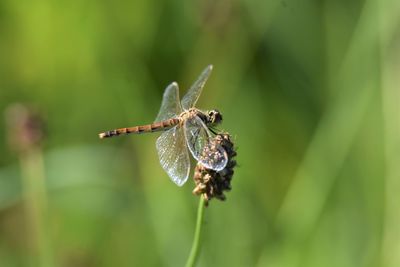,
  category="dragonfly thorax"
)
[181,108,222,127]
